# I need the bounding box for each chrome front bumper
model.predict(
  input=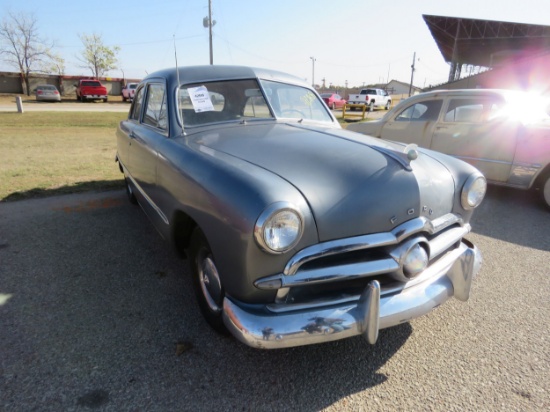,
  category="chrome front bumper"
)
[223,239,481,349]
